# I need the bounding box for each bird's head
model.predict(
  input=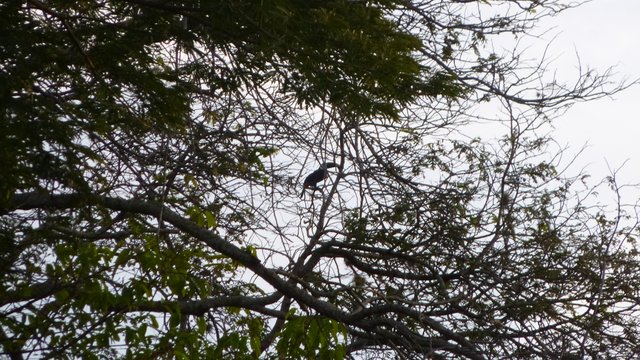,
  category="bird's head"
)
[321,162,338,170]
